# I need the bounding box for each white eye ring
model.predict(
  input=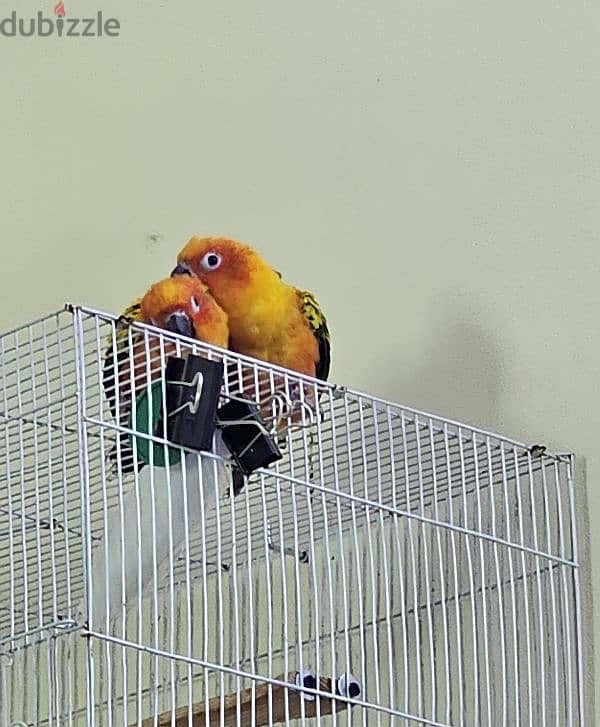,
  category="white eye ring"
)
[201,251,222,271]
[295,669,317,701]
[190,296,201,314]
[337,672,361,700]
